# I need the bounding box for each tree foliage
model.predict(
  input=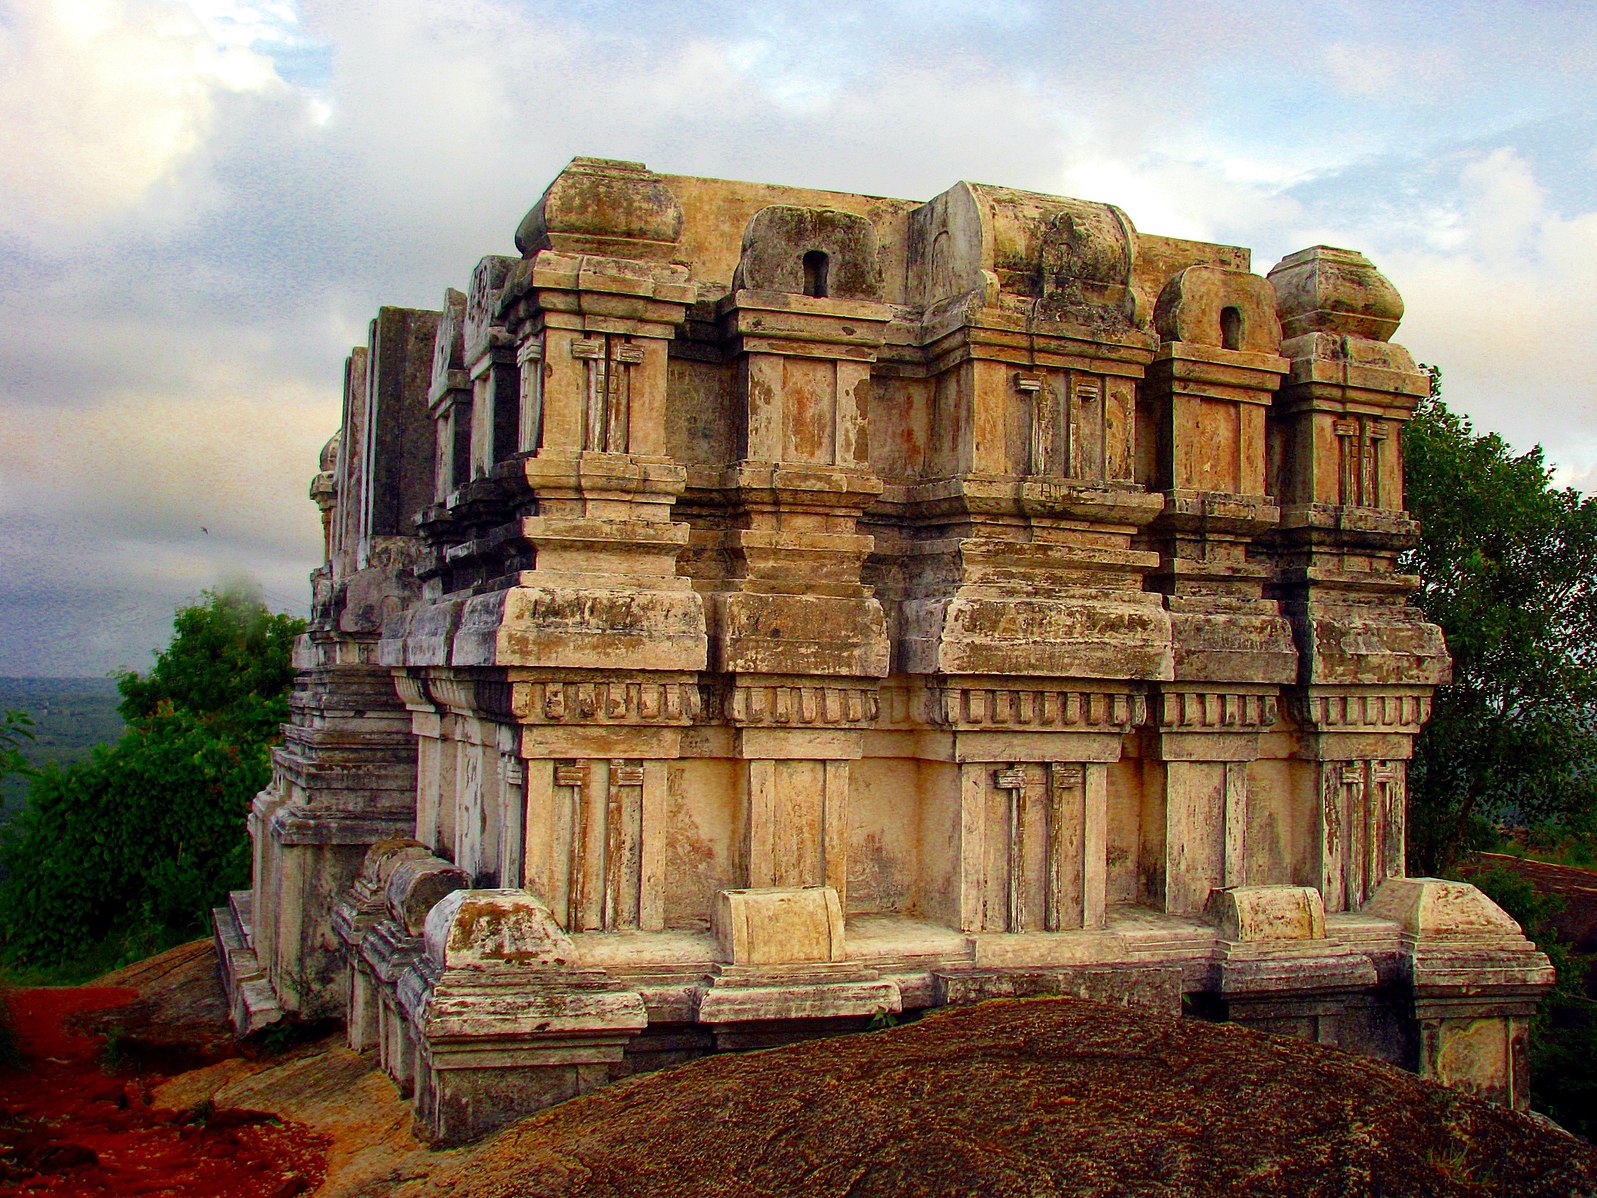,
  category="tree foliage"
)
[0,589,303,968]
[1402,368,1597,871]
[0,709,34,788]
